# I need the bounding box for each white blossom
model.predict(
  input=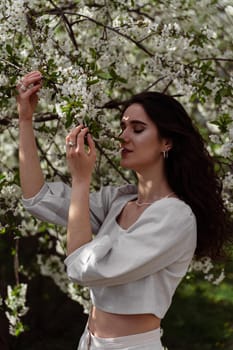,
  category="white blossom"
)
[189,257,226,285]
[5,284,29,336]
[209,134,221,144]
[220,141,233,158]
[212,269,225,285]
[189,257,214,274]
[225,5,233,16]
